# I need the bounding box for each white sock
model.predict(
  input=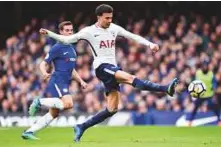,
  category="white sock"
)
[26,112,54,133]
[39,98,64,110]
